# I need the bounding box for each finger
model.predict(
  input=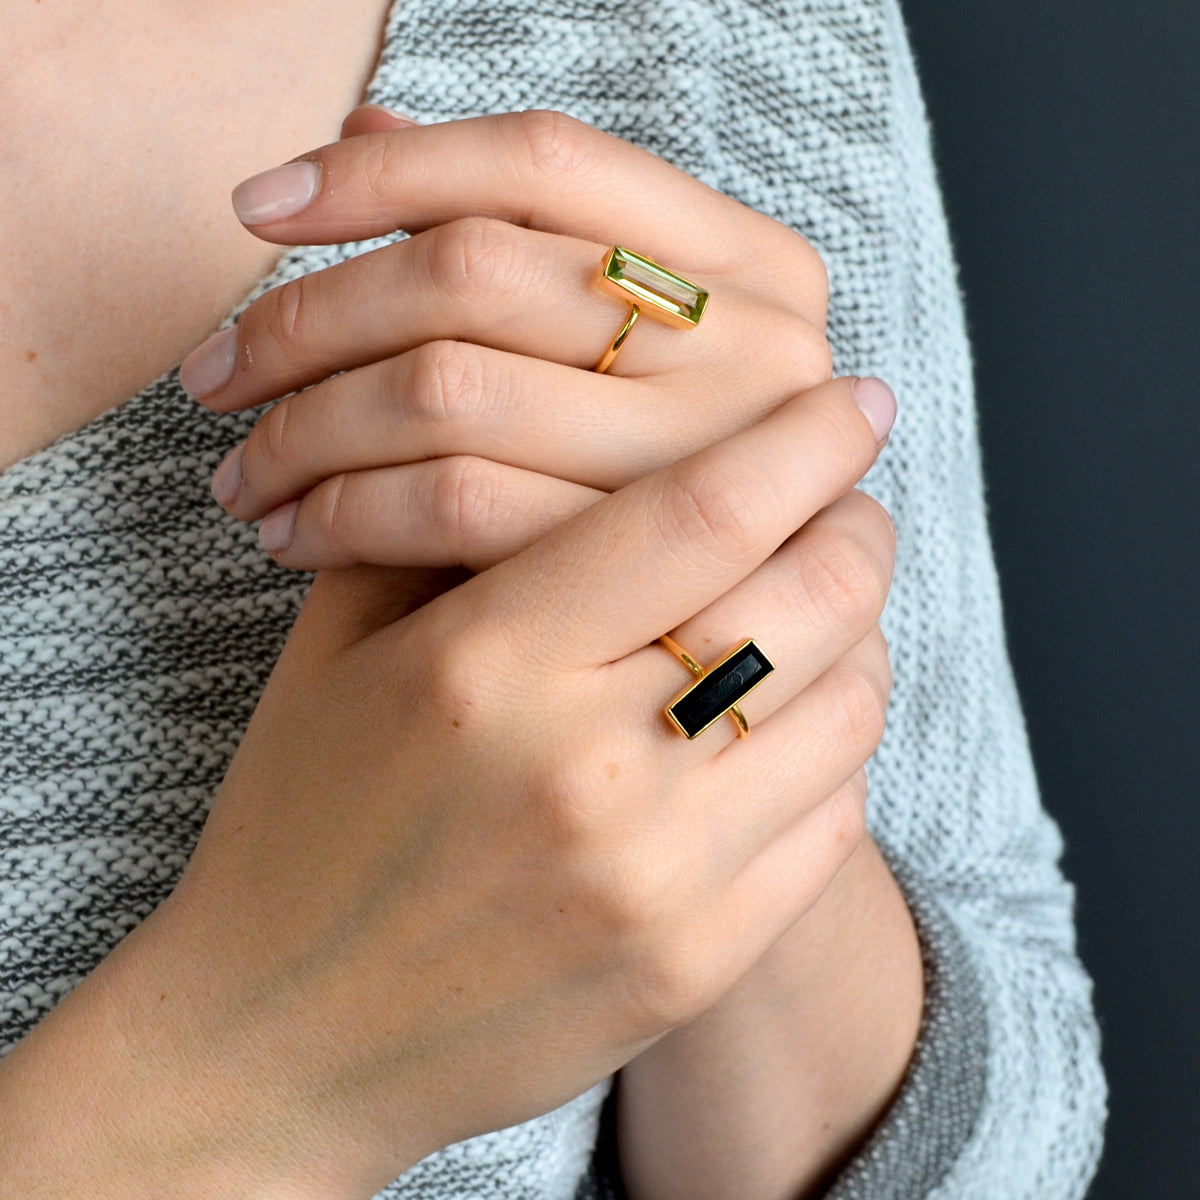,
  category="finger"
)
[216,343,778,522]
[456,376,896,669]
[720,629,891,804]
[339,104,419,140]
[624,647,883,1004]
[627,489,895,751]
[230,112,814,290]
[684,626,887,874]
[256,458,604,573]
[183,220,807,411]
[718,770,872,977]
